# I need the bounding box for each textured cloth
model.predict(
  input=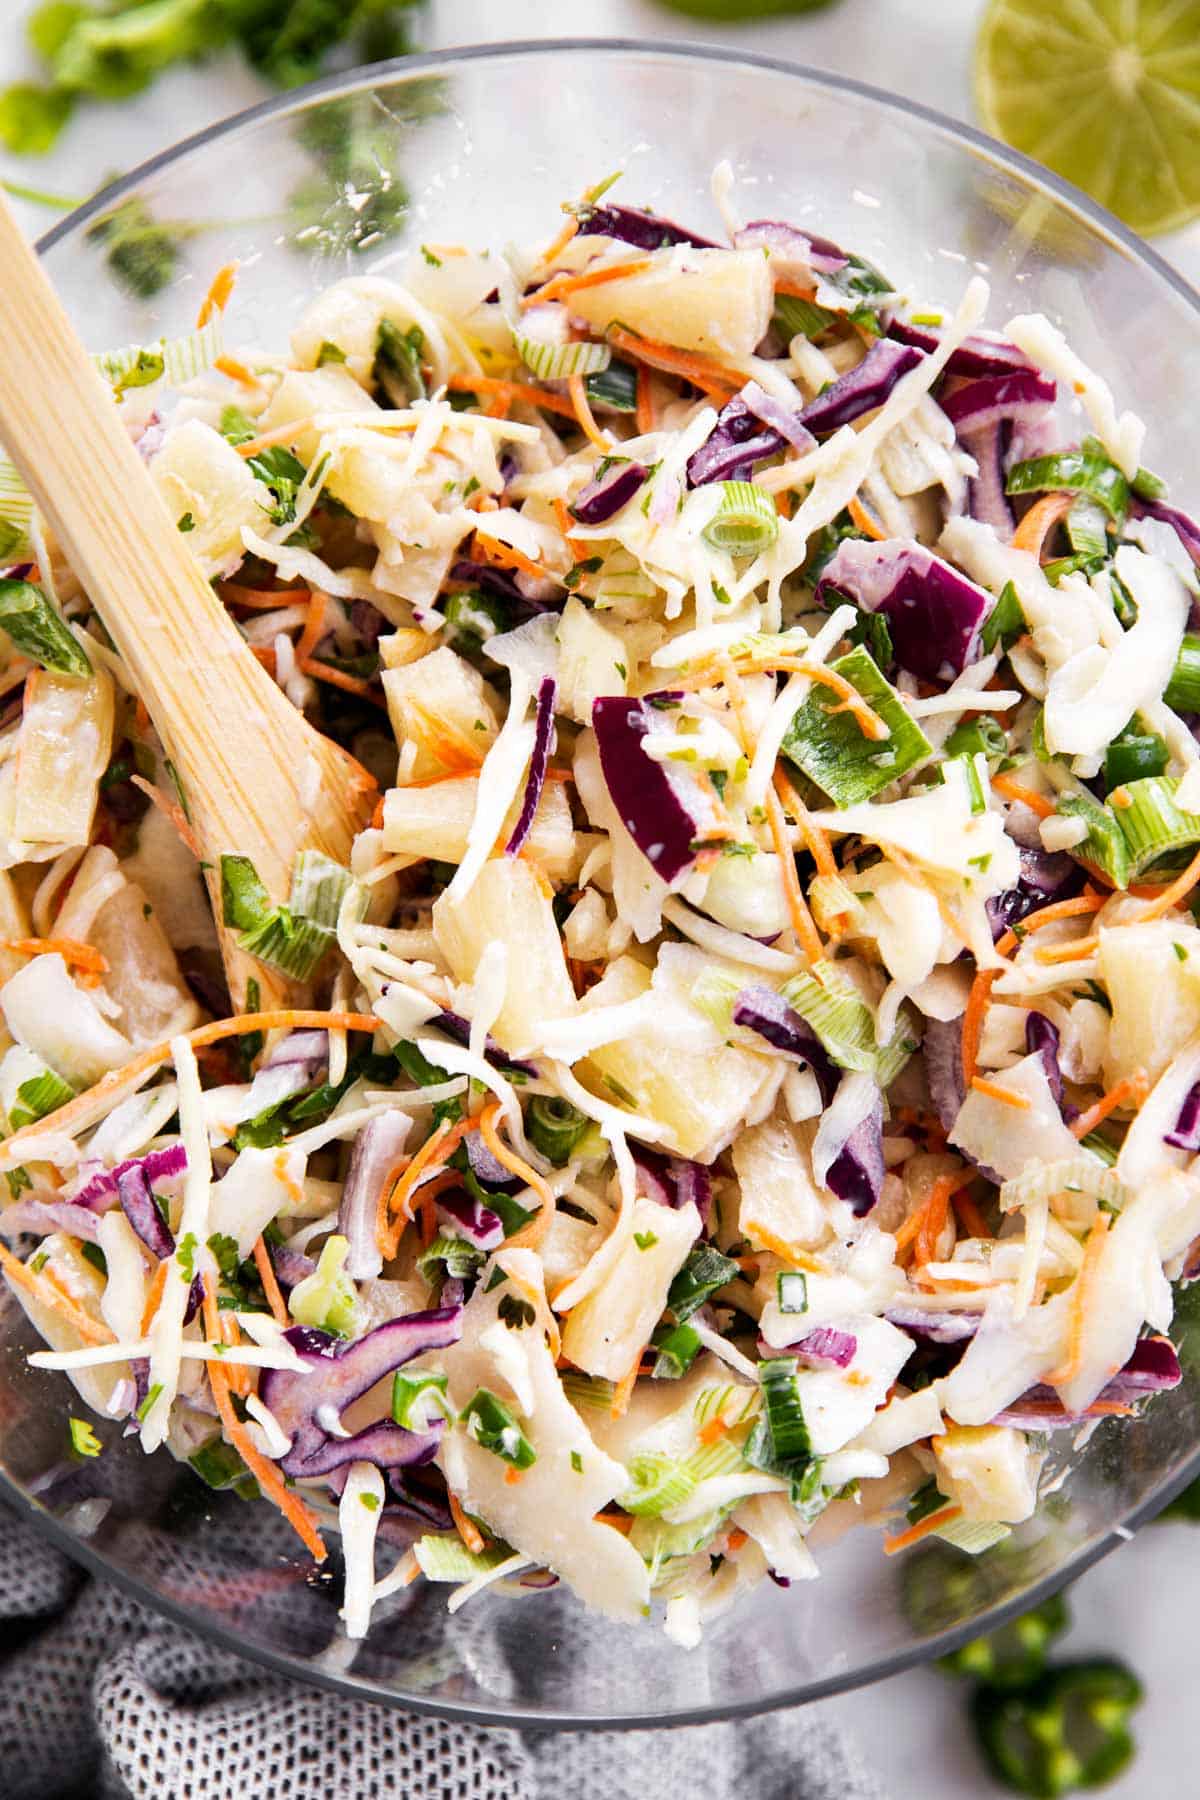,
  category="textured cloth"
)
[0,1502,886,1800]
